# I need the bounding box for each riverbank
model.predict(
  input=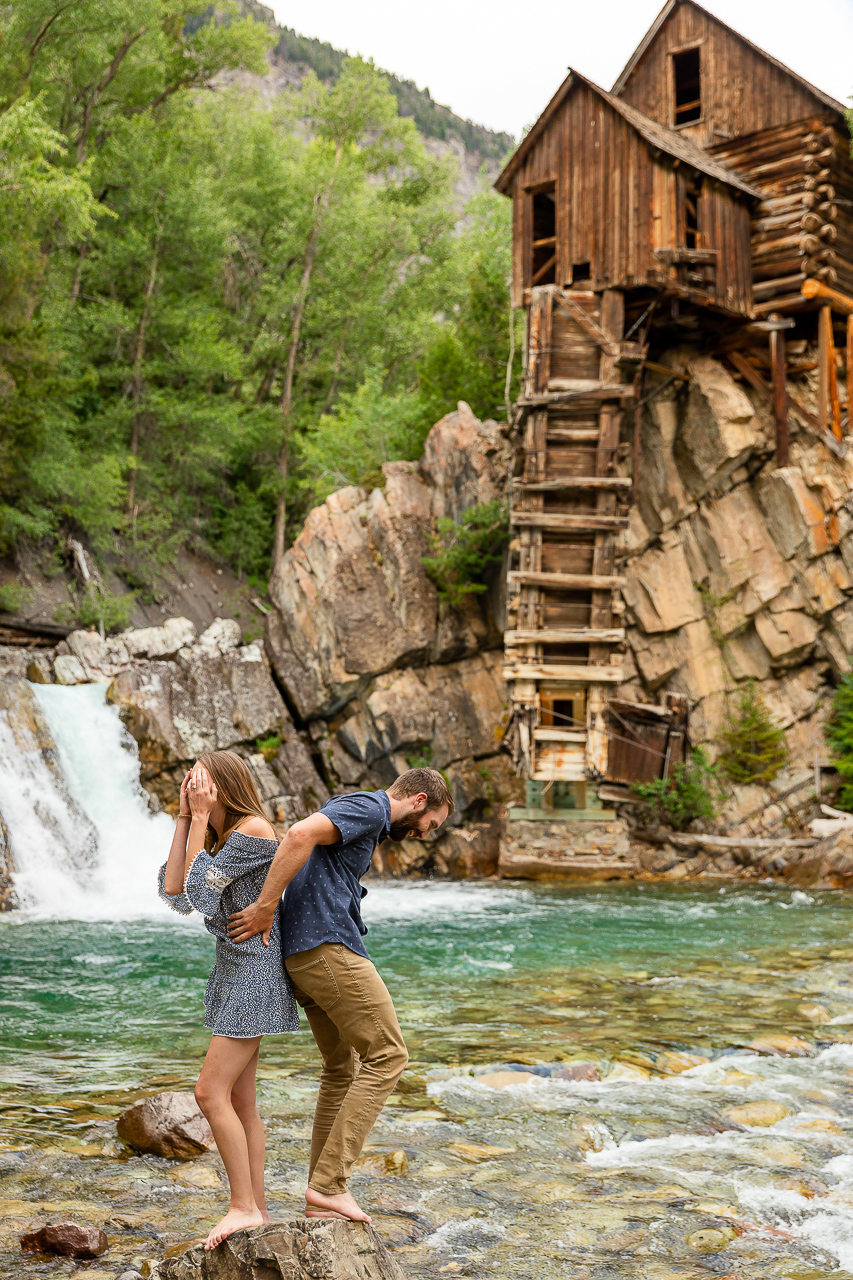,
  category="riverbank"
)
[3,881,853,1278]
